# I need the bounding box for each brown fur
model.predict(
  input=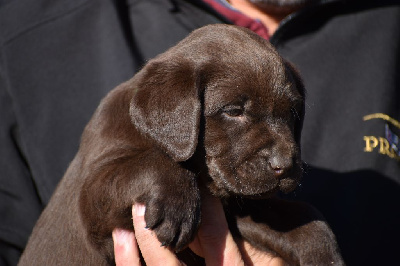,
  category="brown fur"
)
[19,25,343,265]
